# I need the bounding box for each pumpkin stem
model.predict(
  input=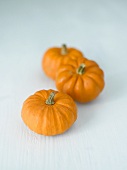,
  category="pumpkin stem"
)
[61,44,68,55]
[45,92,55,105]
[77,63,85,75]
